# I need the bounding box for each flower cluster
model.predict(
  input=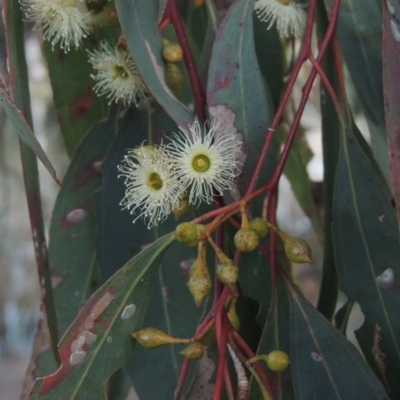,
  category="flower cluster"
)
[118,119,242,228]
[254,0,306,38]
